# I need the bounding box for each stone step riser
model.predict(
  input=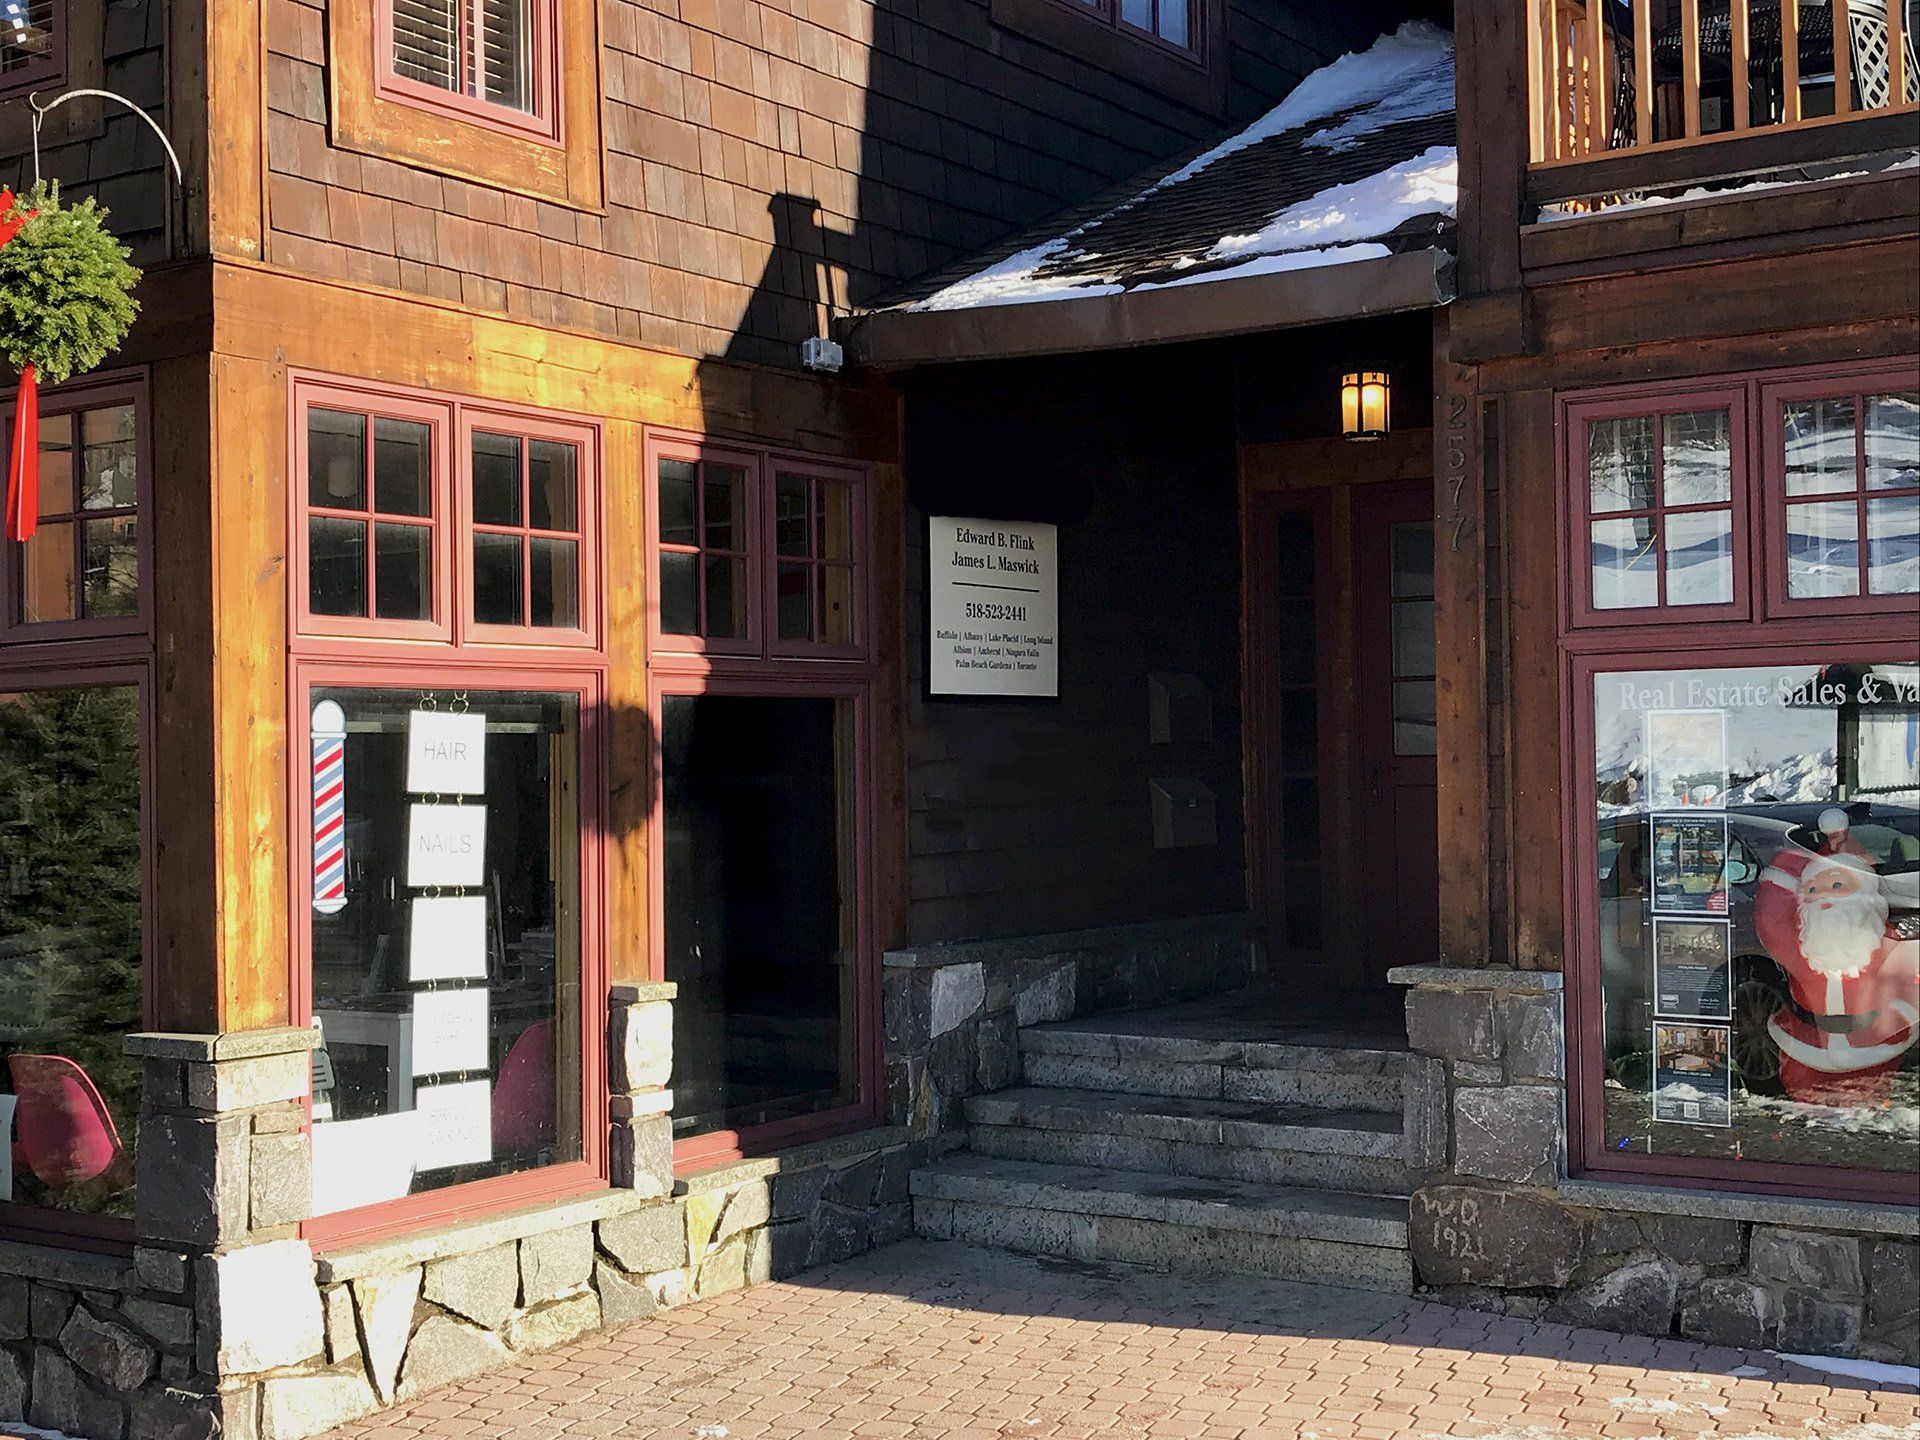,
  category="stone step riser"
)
[967,1122,1415,1195]
[1019,1033,1409,1077]
[914,1198,1412,1294]
[1020,1052,1403,1114]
